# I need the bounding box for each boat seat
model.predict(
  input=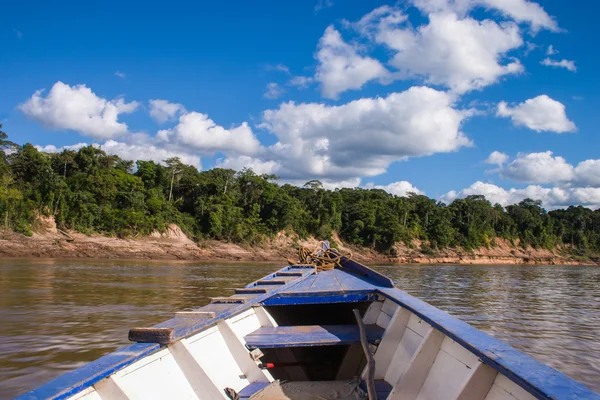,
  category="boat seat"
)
[244,324,384,349]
